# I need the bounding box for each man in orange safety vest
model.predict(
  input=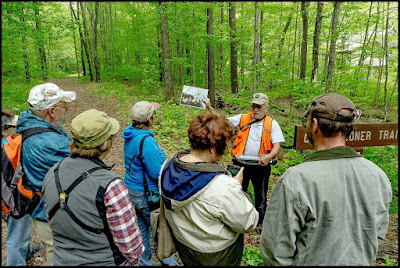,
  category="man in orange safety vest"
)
[205,93,285,225]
